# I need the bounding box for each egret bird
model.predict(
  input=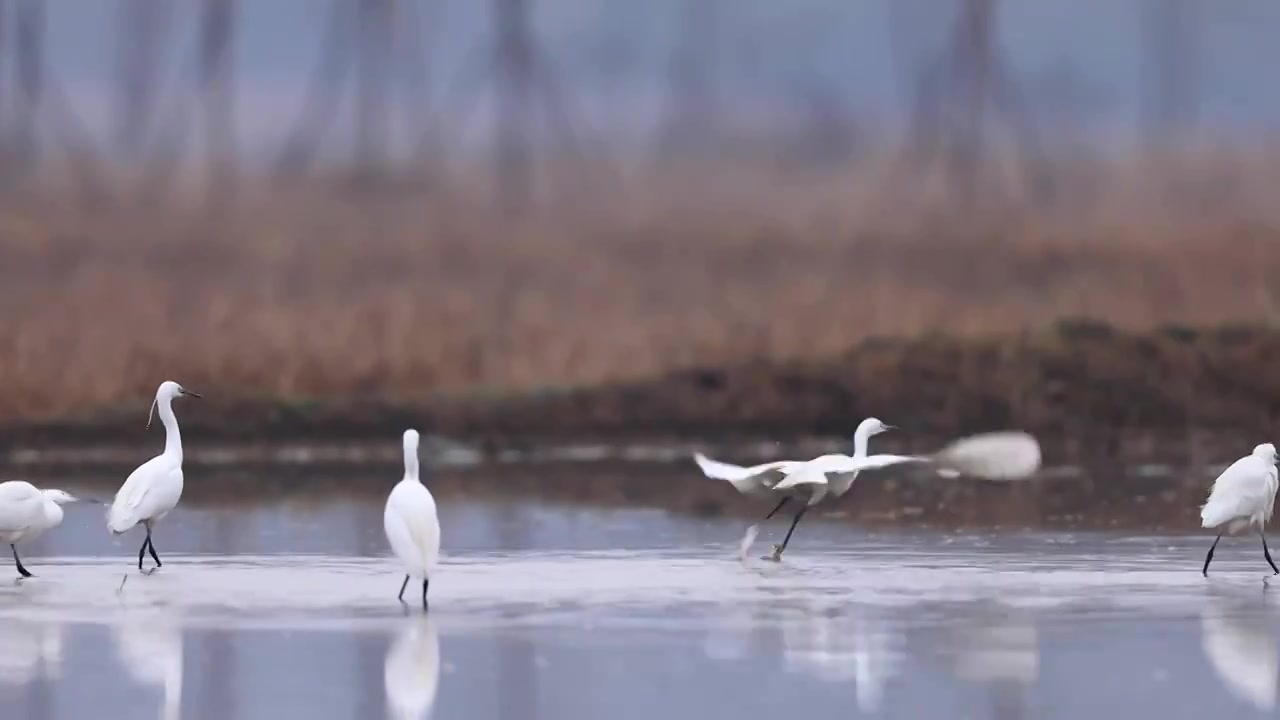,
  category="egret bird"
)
[1200,443,1280,576]
[695,425,1042,561]
[0,481,78,579]
[694,417,895,560]
[384,614,441,720]
[107,381,201,573]
[385,429,441,608]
